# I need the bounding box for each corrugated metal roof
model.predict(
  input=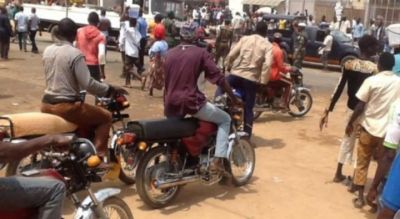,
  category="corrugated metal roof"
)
[242,0,284,7]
